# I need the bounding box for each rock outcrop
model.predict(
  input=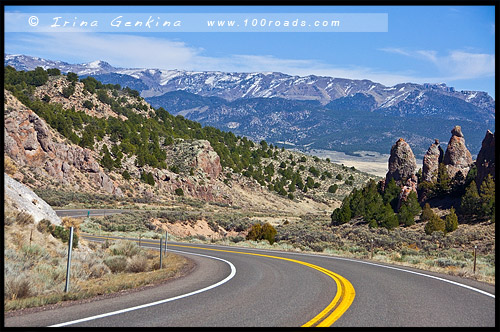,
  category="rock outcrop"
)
[475,130,495,187]
[422,139,444,183]
[4,89,123,196]
[443,125,473,181]
[164,139,222,180]
[4,173,62,225]
[385,138,418,208]
[385,138,417,186]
